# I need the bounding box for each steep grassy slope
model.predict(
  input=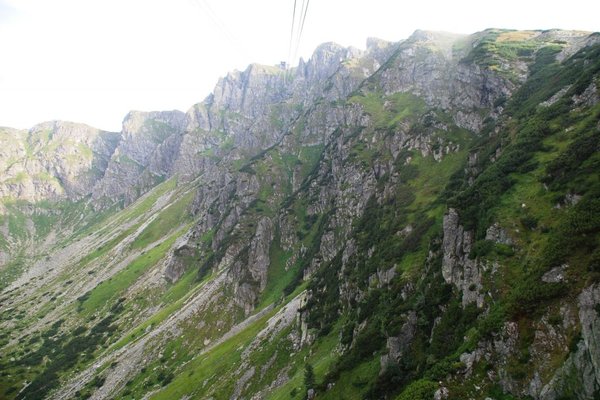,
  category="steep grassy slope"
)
[0,177,199,398]
[0,29,599,400]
